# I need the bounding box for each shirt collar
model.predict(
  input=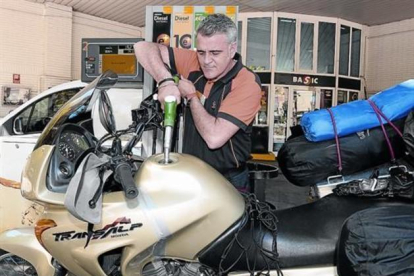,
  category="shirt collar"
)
[217,53,243,84]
